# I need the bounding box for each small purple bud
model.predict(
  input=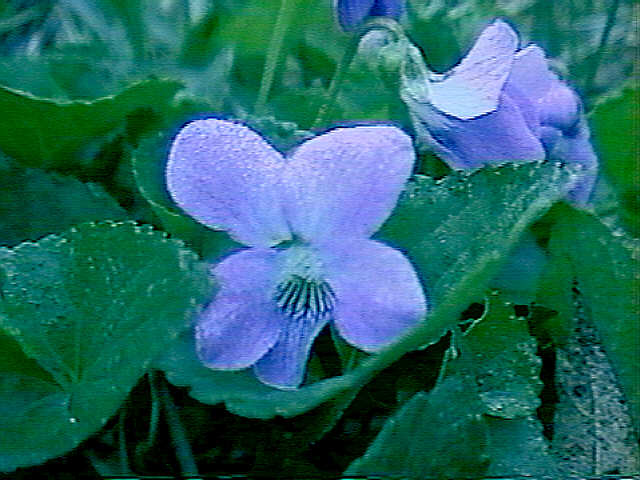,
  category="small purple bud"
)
[336,0,405,31]
[401,19,599,206]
